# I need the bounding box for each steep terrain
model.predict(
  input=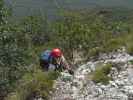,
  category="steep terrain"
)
[50,47,133,100]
